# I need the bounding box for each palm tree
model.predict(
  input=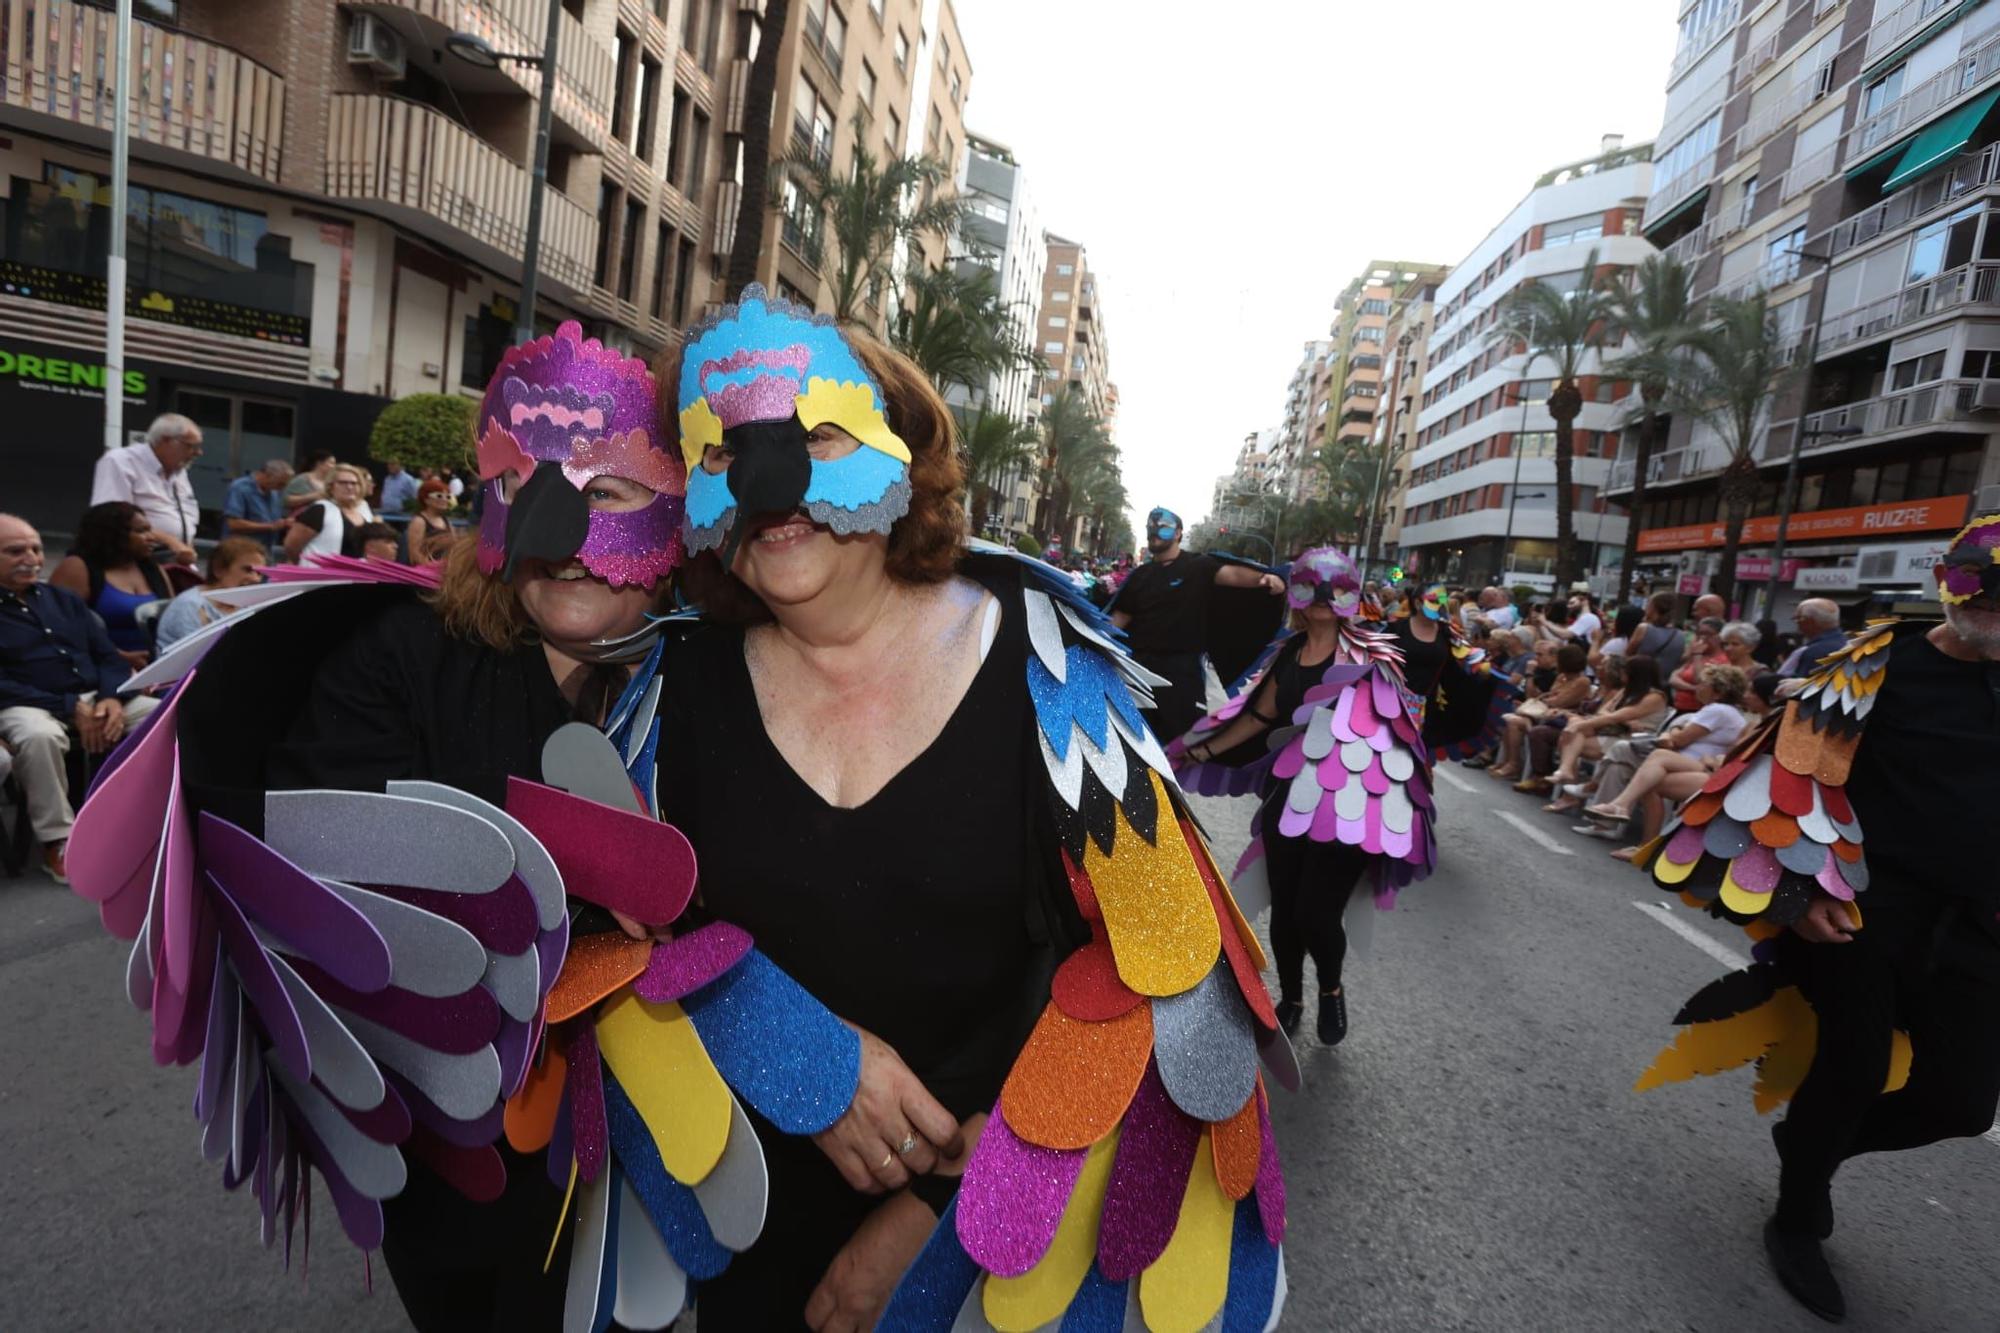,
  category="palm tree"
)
[895,265,1040,395]
[781,123,963,323]
[957,406,1041,535]
[724,0,791,301]
[1600,256,1698,602]
[1073,456,1129,557]
[1034,387,1113,543]
[1489,250,1617,591]
[1677,291,1790,606]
